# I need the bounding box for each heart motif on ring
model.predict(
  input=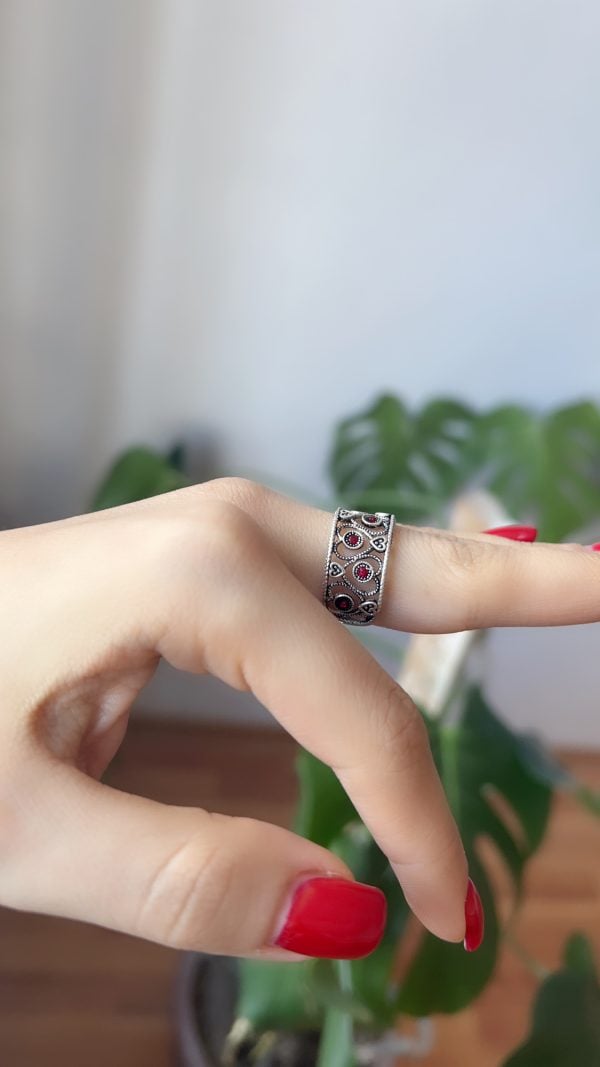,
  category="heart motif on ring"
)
[371,535,387,551]
[329,562,343,577]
